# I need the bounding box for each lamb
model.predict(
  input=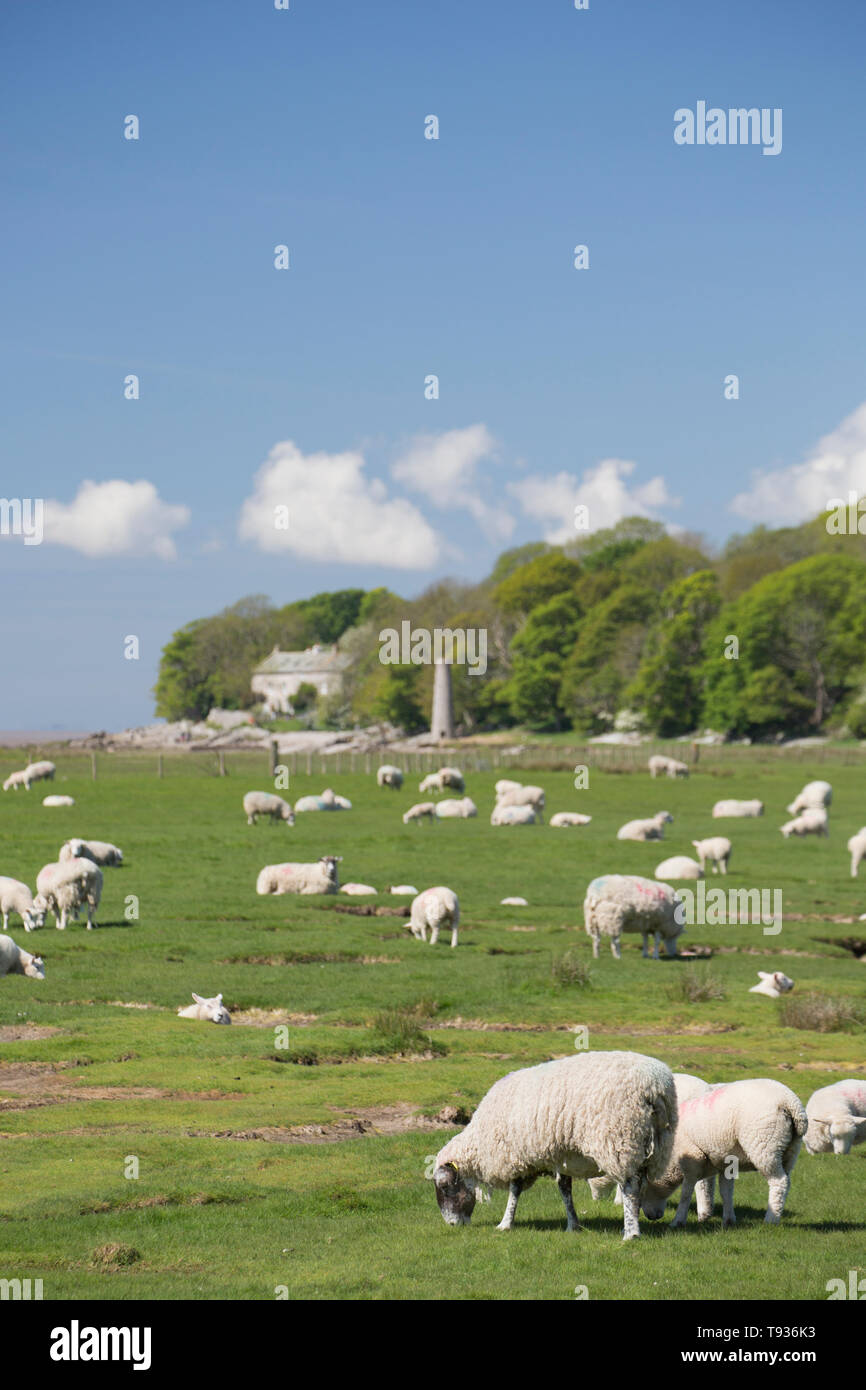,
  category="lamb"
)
[847,828,866,877]
[242,791,294,826]
[691,836,732,874]
[388,885,418,895]
[640,1079,808,1227]
[648,754,689,779]
[494,779,523,797]
[294,789,351,812]
[0,877,46,932]
[402,802,437,825]
[501,896,528,906]
[35,858,103,930]
[780,808,828,838]
[59,838,124,867]
[712,799,763,818]
[419,767,465,794]
[490,803,537,826]
[616,811,673,841]
[0,933,45,979]
[432,1051,677,1242]
[654,856,703,880]
[749,970,794,999]
[409,886,460,947]
[583,874,684,960]
[2,769,29,791]
[255,855,341,895]
[803,1081,866,1155]
[376,764,403,789]
[435,797,477,819]
[43,795,74,807]
[495,784,545,823]
[549,812,592,828]
[177,992,231,1024]
[786,780,833,816]
[340,883,378,895]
